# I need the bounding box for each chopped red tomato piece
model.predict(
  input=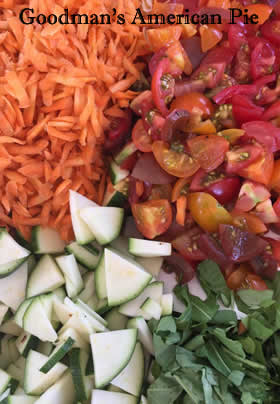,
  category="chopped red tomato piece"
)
[131,199,172,239]
[232,95,264,125]
[199,25,223,52]
[172,227,207,261]
[132,119,153,153]
[152,140,200,178]
[152,58,175,117]
[243,273,268,290]
[187,135,229,172]
[219,224,268,263]
[226,144,263,175]
[253,199,279,224]
[261,19,280,47]
[198,233,231,269]
[171,93,214,119]
[242,121,280,153]
[227,264,251,290]
[166,41,193,75]
[232,212,268,235]
[146,26,183,52]
[246,4,272,25]
[235,180,271,212]
[250,38,276,80]
[190,169,241,205]
[238,149,274,186]
[269,160,280,193]
[171,178,190,202]
[188,192,232,233]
